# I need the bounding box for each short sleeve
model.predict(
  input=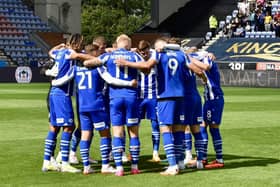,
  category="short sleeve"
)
[98,53,110,65]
